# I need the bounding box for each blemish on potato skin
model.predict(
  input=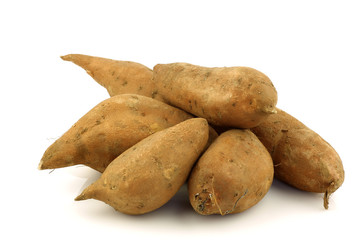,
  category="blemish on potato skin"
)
[81,127,88,134]
[237,77,243,85]
[224,190,248,214]
[197,195,210,212]
[151,90,158,99]
[201,107,205,115]
[102,179,108,187]
[203,71,211,81]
